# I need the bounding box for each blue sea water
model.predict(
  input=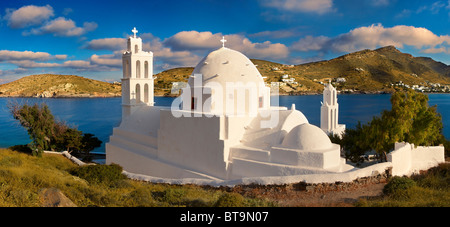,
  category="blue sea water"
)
[0,94,448,153]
